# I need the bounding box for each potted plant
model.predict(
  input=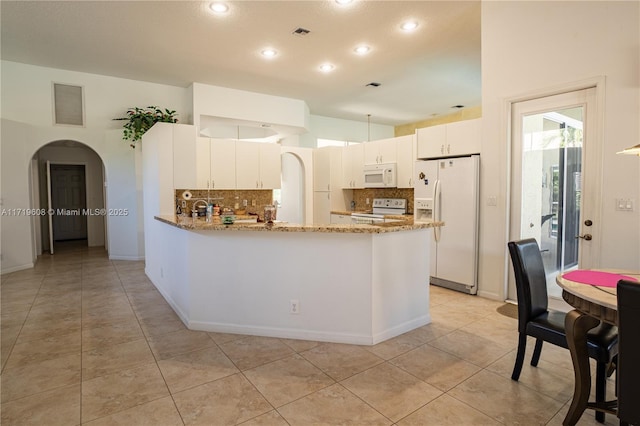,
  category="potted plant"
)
[114,106,178,148]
